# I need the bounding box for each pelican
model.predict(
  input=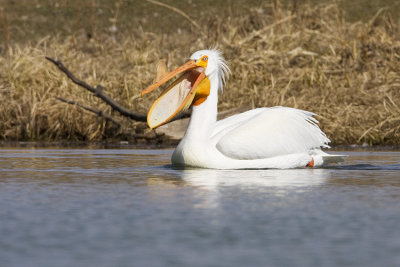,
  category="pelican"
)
[141,49,346,169]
